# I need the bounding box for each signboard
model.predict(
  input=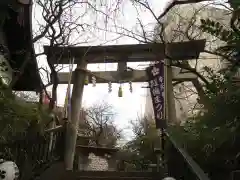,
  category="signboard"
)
[146,62,166,129]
